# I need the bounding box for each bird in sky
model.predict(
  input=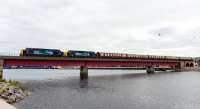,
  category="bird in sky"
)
[158,33,161,37]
